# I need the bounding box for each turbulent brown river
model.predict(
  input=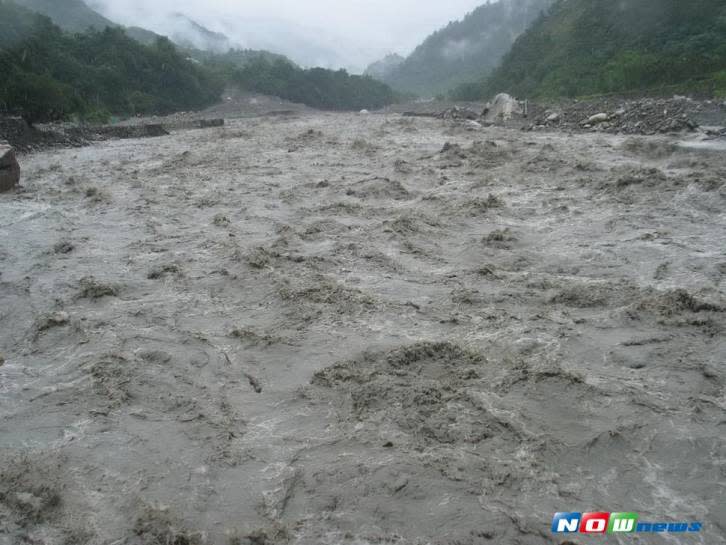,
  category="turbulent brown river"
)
[0,112,724,545]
